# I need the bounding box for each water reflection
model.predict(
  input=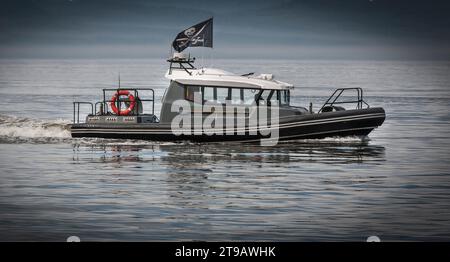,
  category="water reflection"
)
[71,139,386,167]
[70,139,387,240]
